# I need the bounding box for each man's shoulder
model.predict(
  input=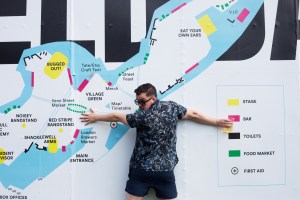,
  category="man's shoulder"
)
[155,100,186,111]
[159,100,182,106]
[158,100,175,104]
